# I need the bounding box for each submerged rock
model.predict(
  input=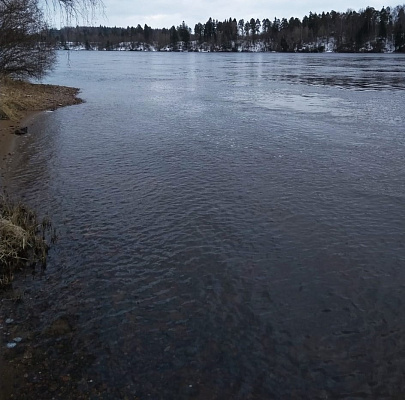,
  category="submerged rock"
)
[14,127,28,135]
